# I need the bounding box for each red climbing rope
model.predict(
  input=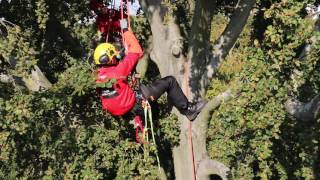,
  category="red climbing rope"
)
[189,121,196,180]
[183,60,197,180]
